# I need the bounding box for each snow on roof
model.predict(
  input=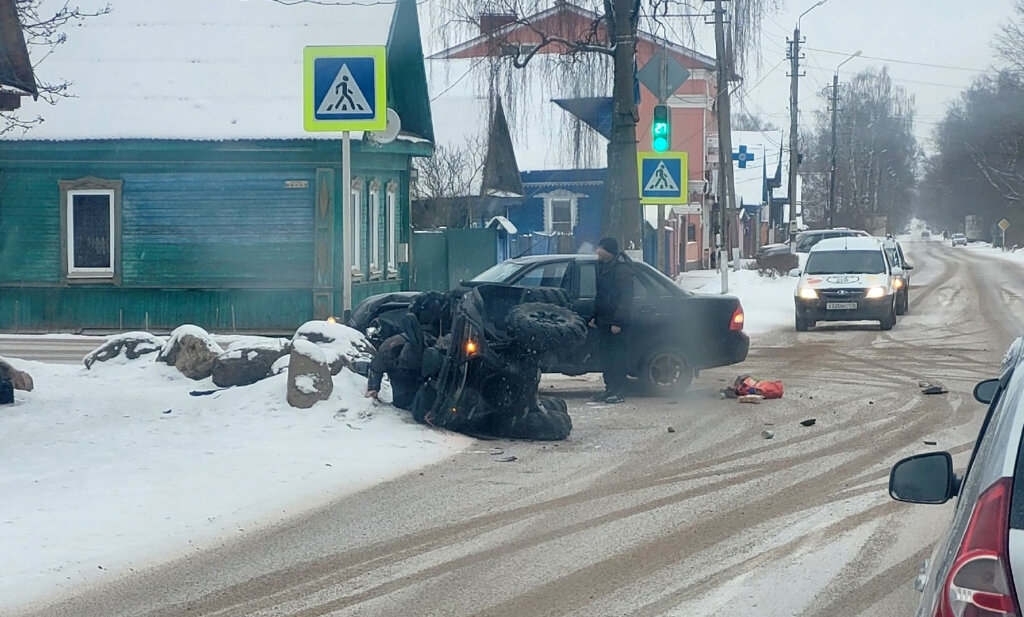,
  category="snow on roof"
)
[427,58,608,173]
[487,215,518,234]
[6,0,396,141]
